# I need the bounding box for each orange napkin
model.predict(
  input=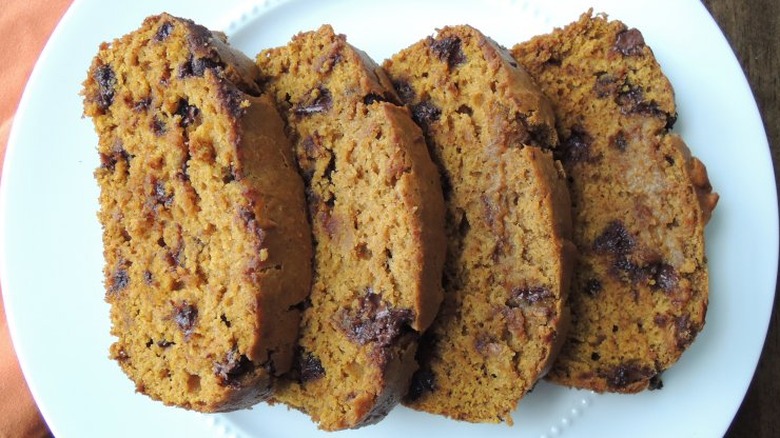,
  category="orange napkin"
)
[1,0,73,436]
